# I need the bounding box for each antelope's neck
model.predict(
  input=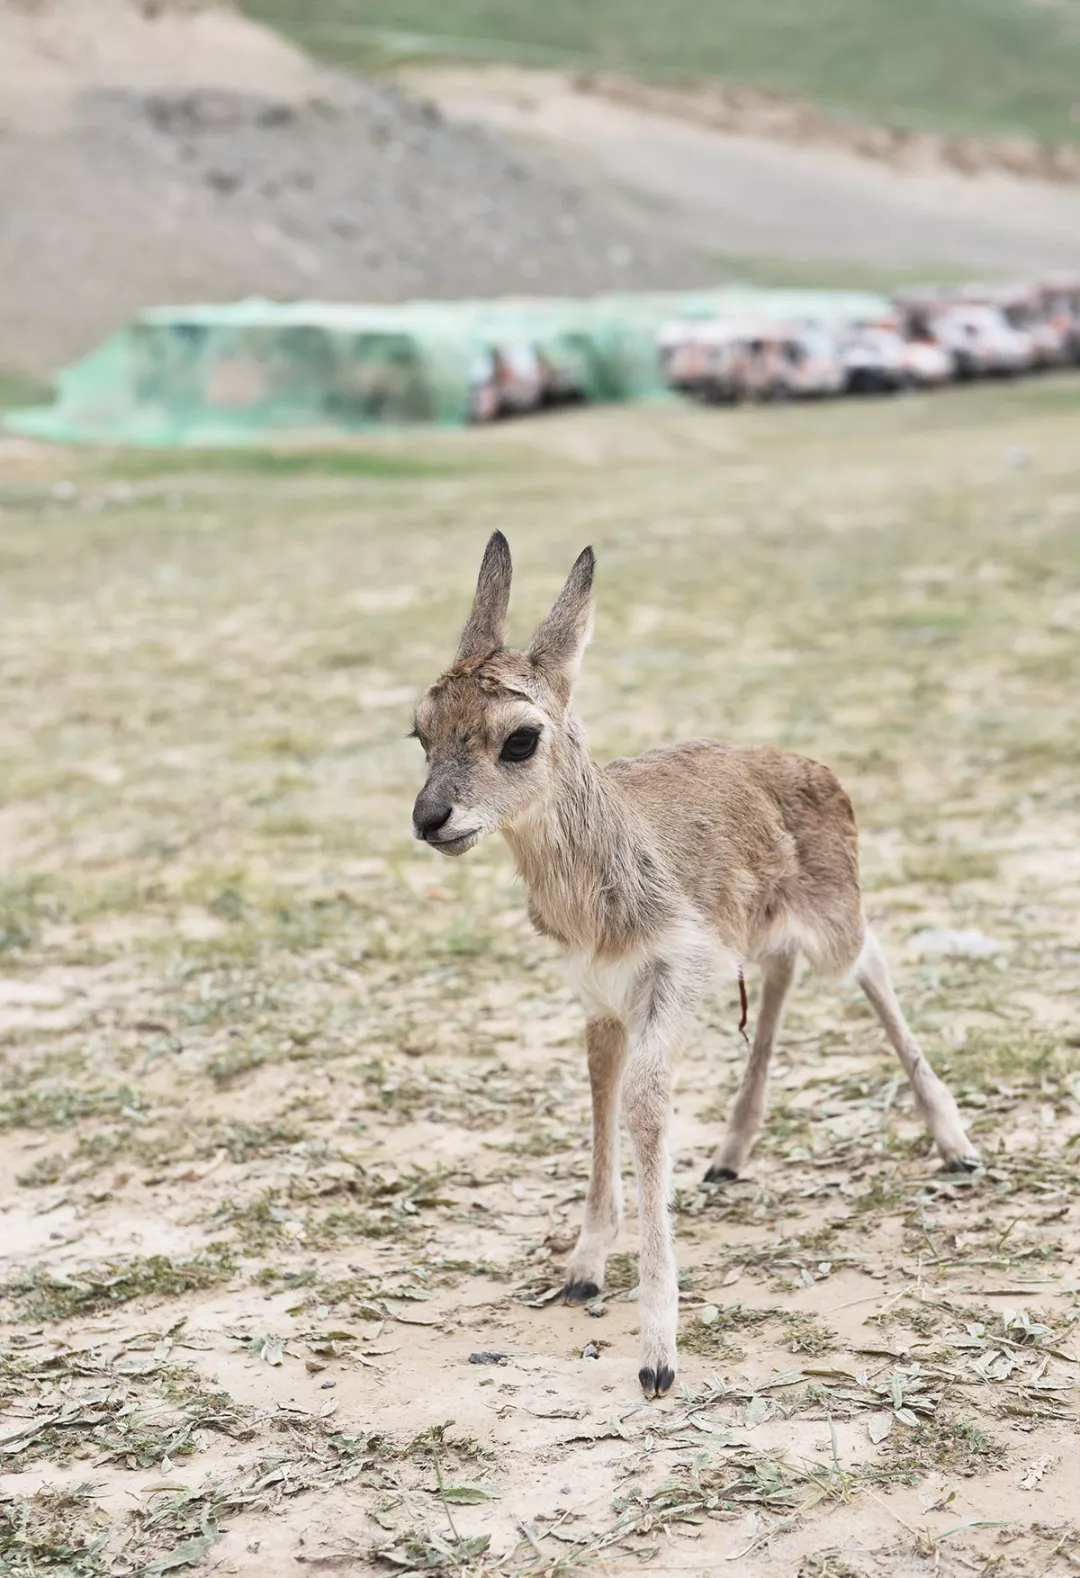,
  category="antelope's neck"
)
[501,725,671,955]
